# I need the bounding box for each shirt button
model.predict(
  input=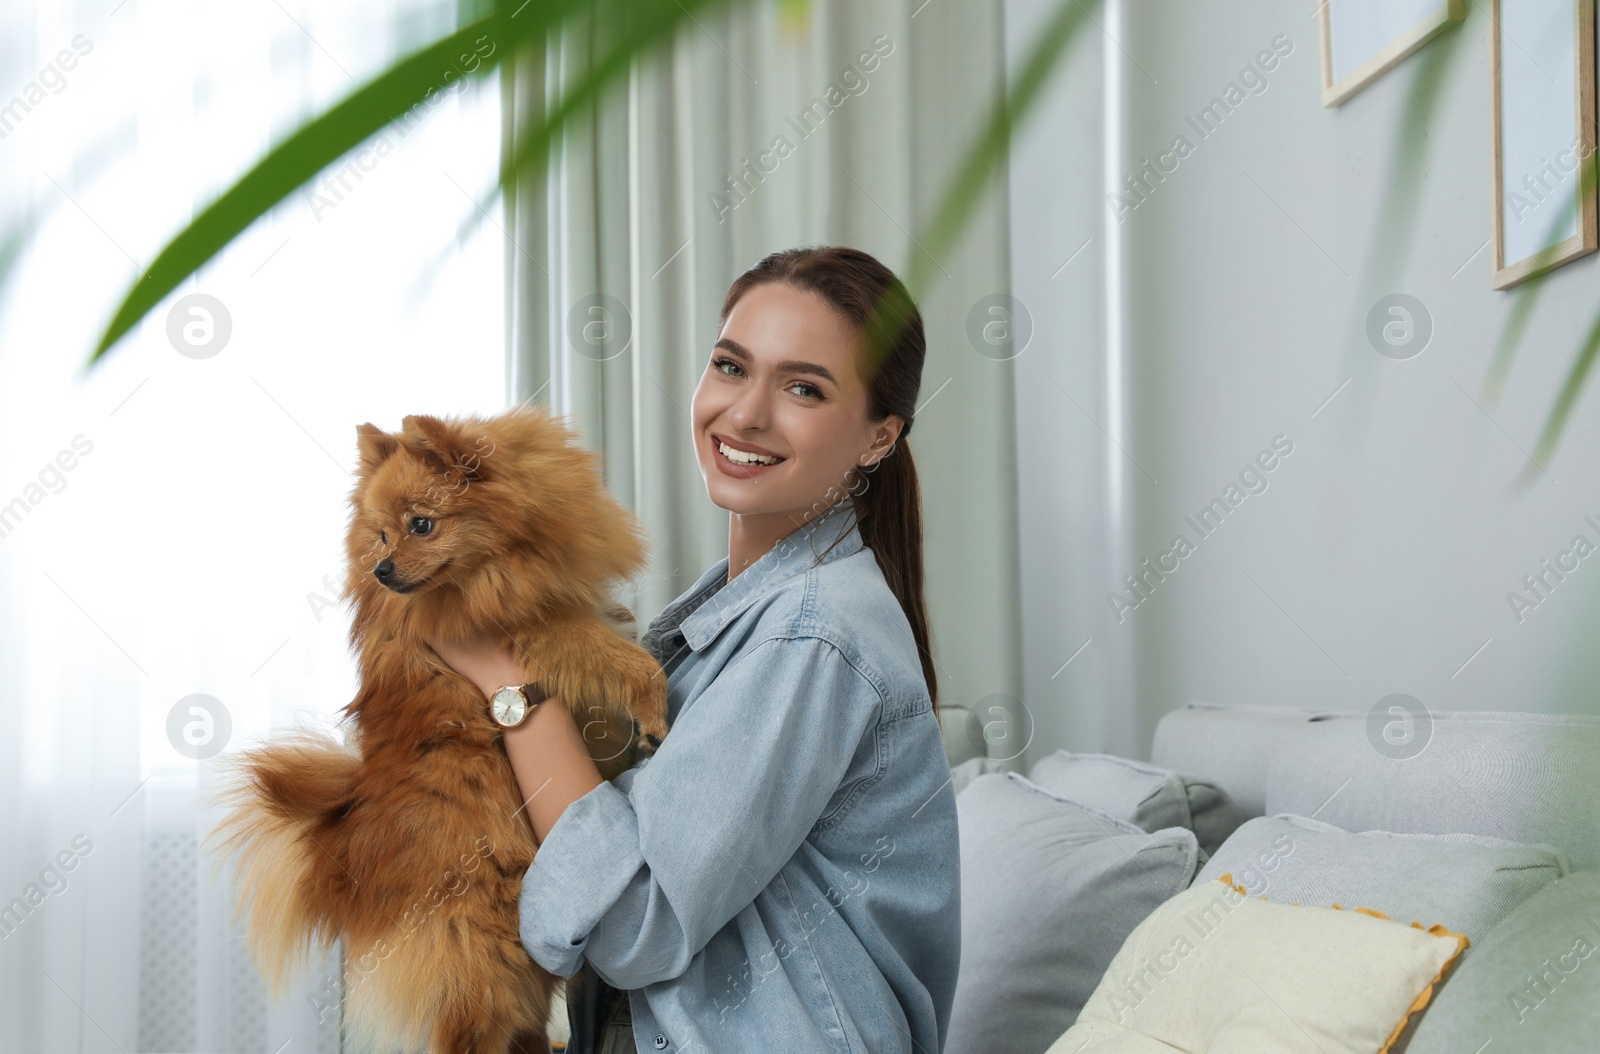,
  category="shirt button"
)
[653,1034,668,1049]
